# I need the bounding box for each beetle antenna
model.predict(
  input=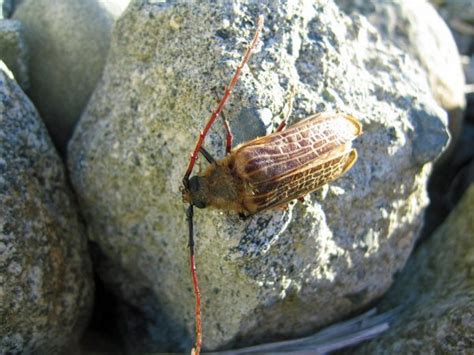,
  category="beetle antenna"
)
[182,15,264,185]
[187,204,202,355]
